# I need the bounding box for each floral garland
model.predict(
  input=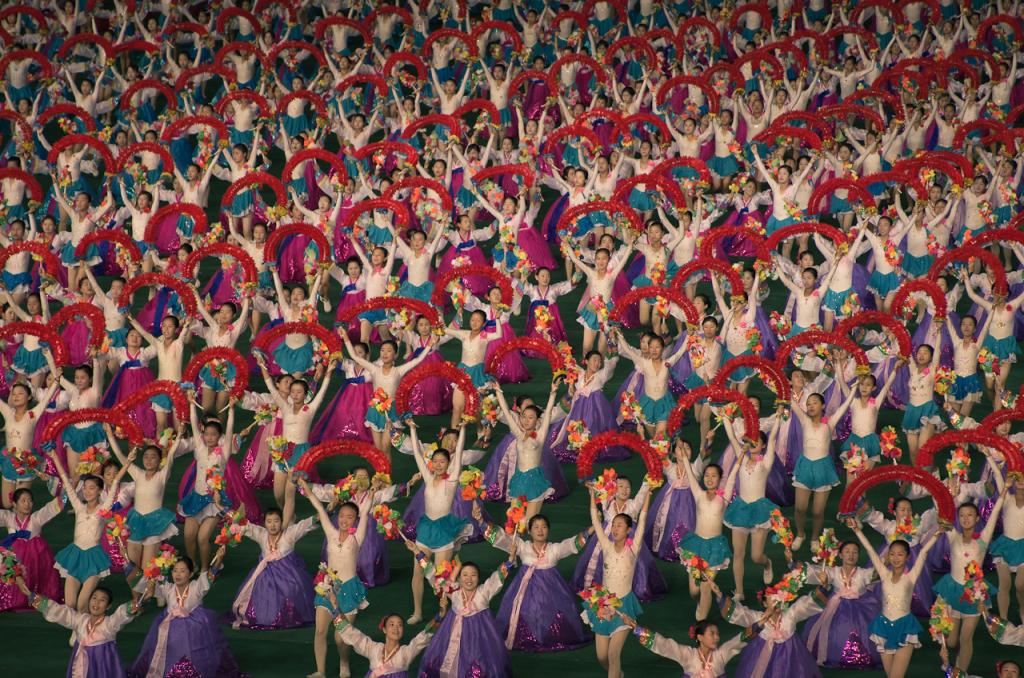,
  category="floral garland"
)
[371,505,405,540]
[504,496,528,534]
[0,547,23,585]
[215,508,248,547]
[458,466,487,501]
[143,544,178,582]
[813,528,840,567]
[769,509,794,548]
